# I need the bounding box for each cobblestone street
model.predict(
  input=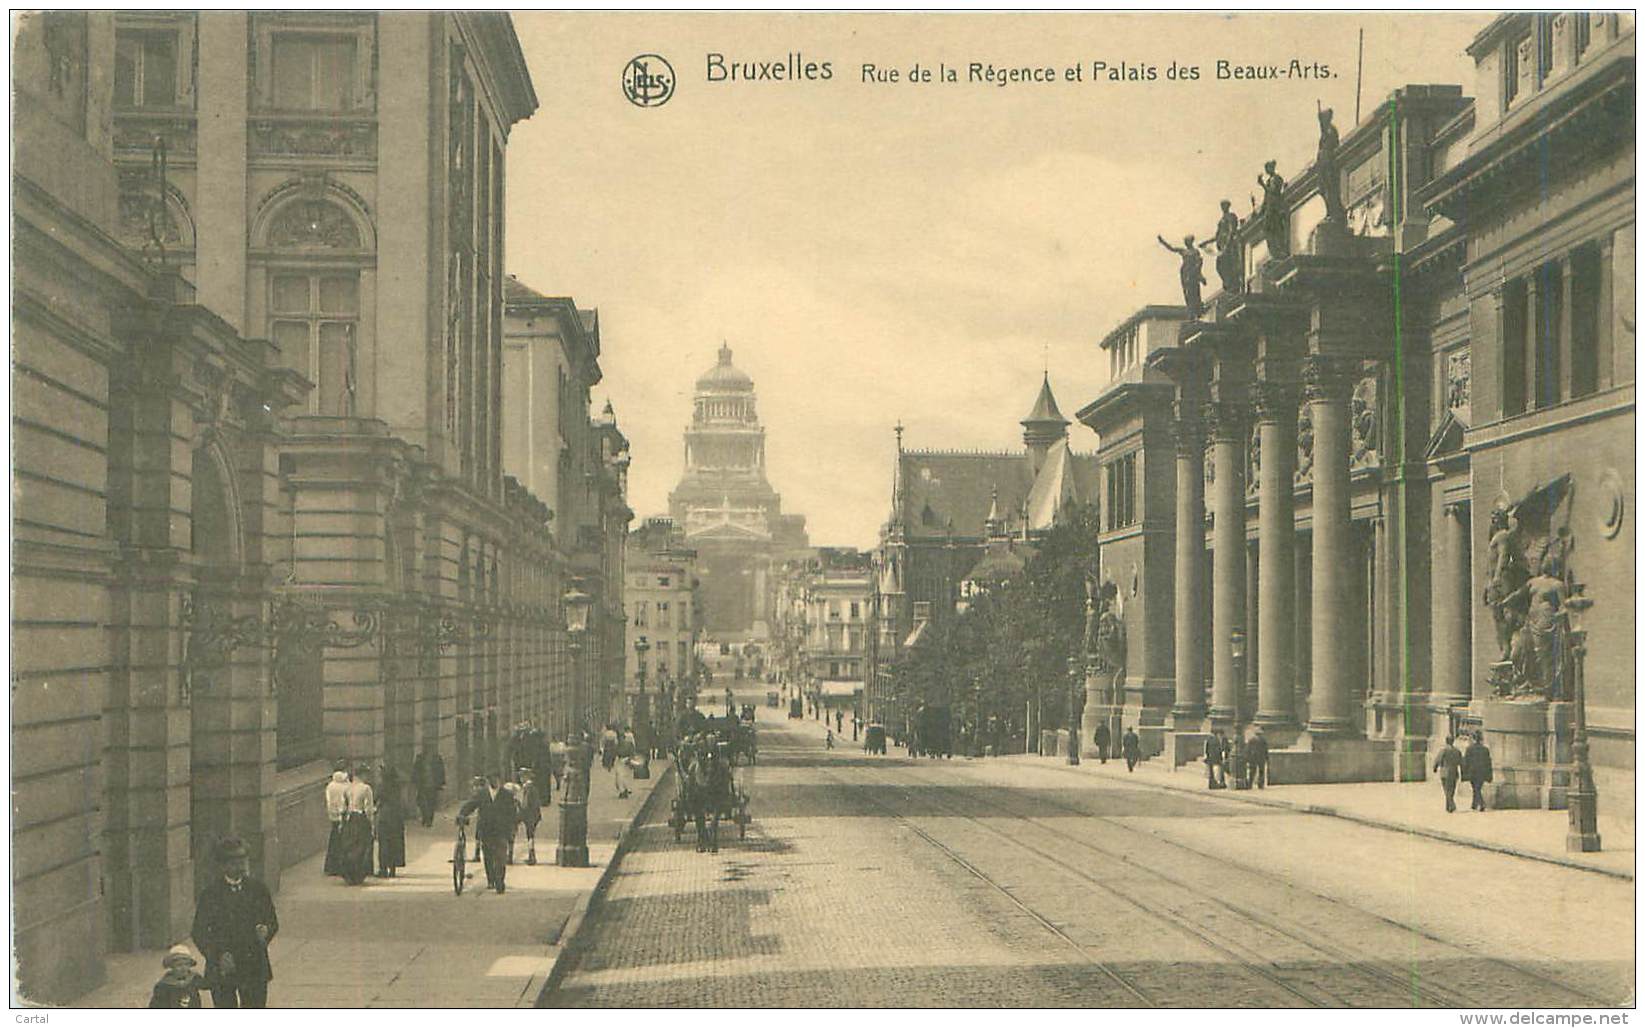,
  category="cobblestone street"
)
[546,715,1633,1008]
